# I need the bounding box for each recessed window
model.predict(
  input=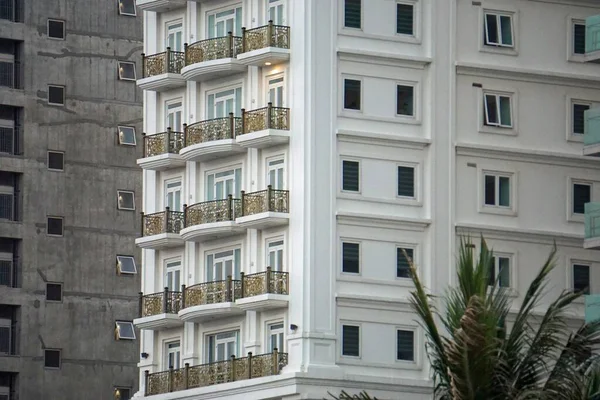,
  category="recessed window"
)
[47,19,65,39]
[116,256,137,275]
[47,217,64,236]
[397,85,414,116]
[115,321,136,340]
[118,62,136,81]
[397,247,414,278]
[573,263,590,294]
[484,12,514,47]
[46,283,62,302]
[117,126,136,146]
[342,160,359,192]
[573,102,590,135]
[484,92,512,128]
[343,79,361,111]
[44,349,61,369]
[118,0,136,16]
[574,22,586,55]
[484,173,511,208]
[342,242,359,274]
[397,166,415,198]
[344,0,361,29]
[117,190,135,211]
[488,256,510,287]
[396,3,414,36]
[114,388,131,400]
[341,324,360,357]
[47,151,64,171]
[48,85,65,106]
[573,183,591,215]
[396,330,414,361]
